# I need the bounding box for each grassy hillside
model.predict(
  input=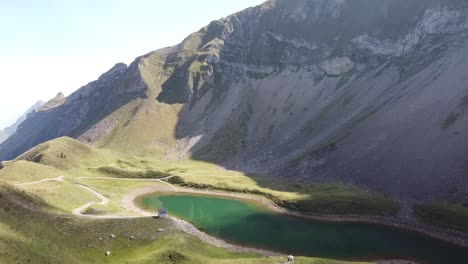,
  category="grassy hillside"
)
[0,150,395,264]
[0,129,9,143]
[3,137,400,217]
[414,202,468,231]
[1,1,468,261]
[171,179,398,216]
[21,180,100,213]
[289,184,399,216]
[96,101,182,157]
[15,137,117,170]
[0,160,63,183]
[0,182,366,264]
